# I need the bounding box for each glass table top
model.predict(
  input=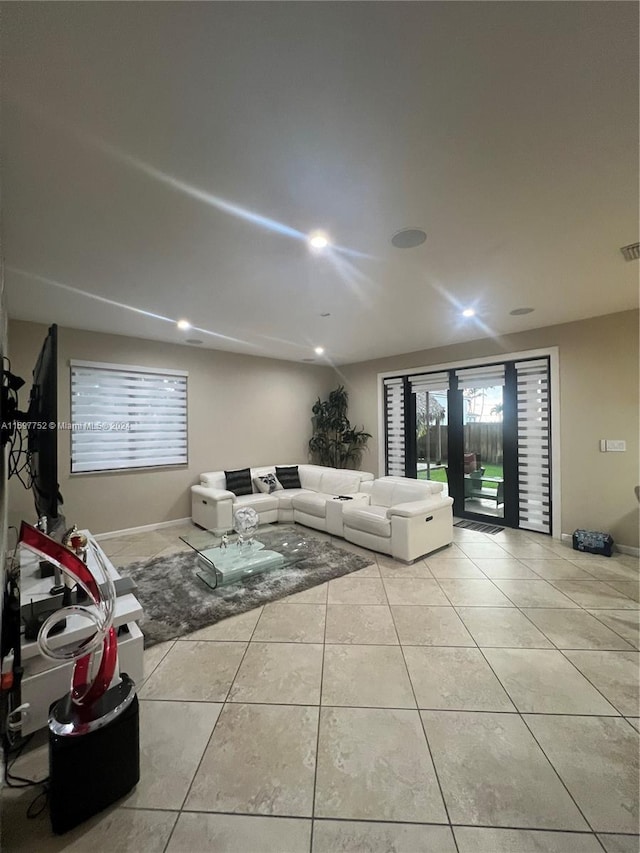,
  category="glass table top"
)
[179,526,311,590]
